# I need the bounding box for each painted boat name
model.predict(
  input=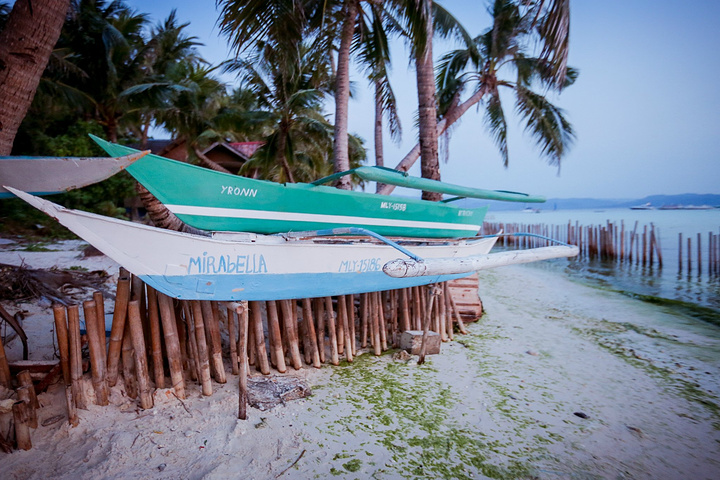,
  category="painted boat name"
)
[339,257,382,273]
[380,201,406,211]
[221,185,258,197]
[189,252,268,274]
